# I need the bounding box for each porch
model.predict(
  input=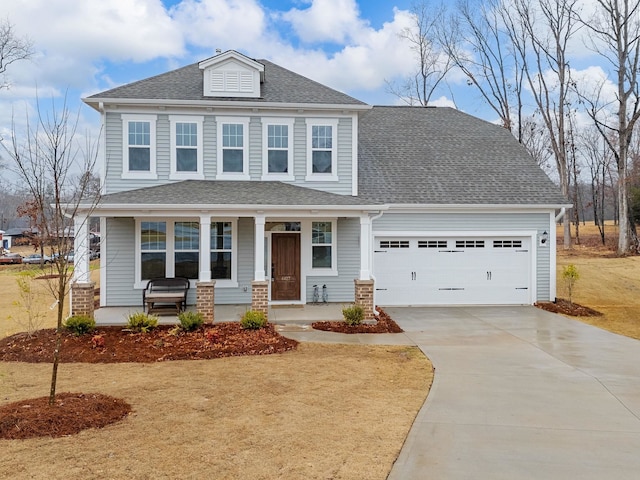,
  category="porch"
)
[94,302,345,326]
